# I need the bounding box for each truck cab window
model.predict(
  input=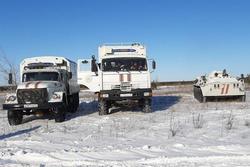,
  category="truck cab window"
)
[23,72,59,82]
[102,58,147,72]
